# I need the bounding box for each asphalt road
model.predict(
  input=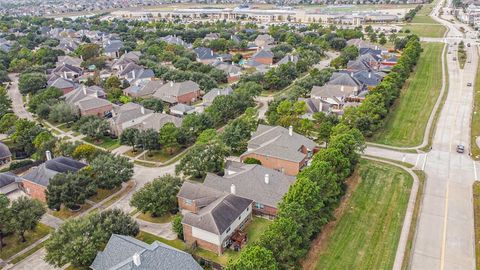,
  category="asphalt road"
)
[6,73,34,121]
